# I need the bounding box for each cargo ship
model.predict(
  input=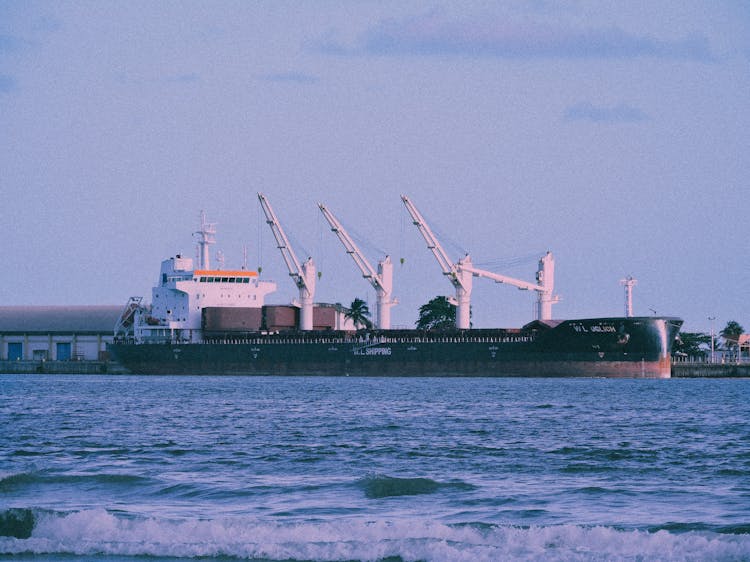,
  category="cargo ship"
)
[109,200,682,378]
